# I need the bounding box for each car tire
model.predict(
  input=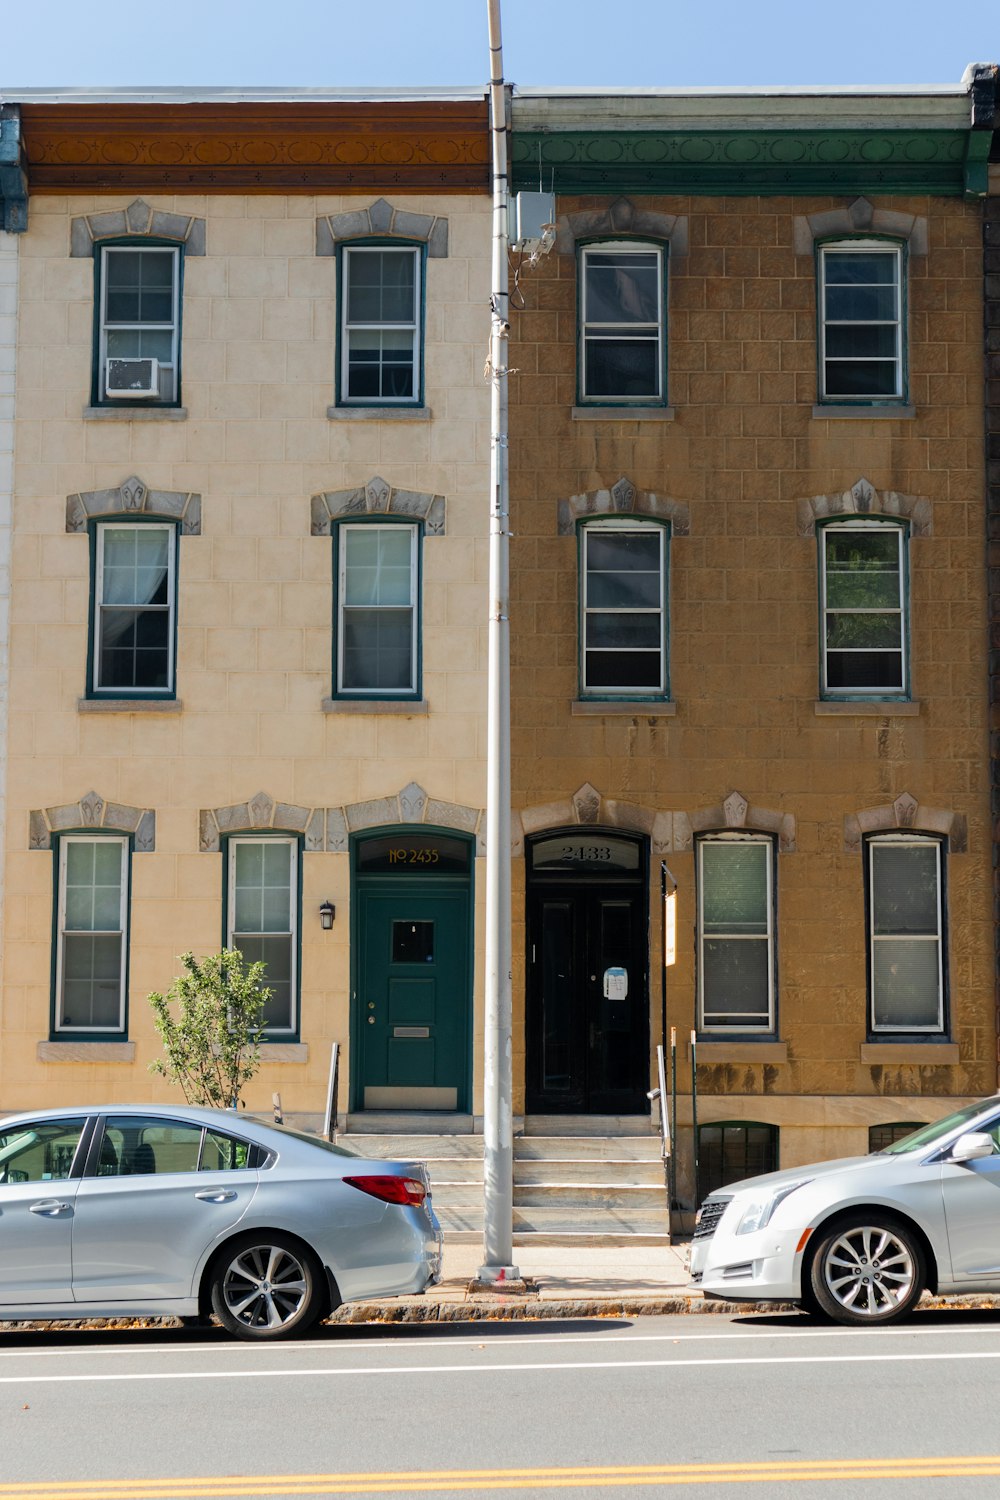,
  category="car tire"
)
[809,1212,924,1326]
[209,1232,325,1341]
